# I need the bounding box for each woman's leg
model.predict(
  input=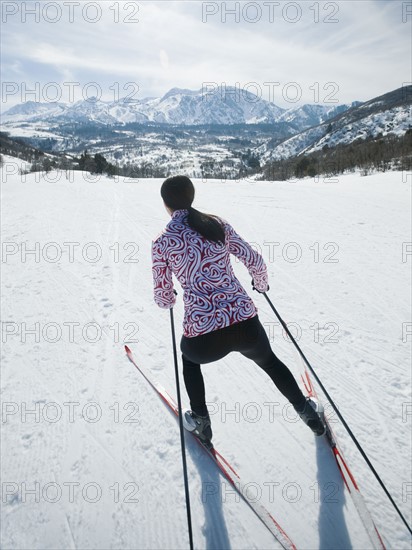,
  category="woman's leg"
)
[236,316,326,434]
[181,315,323,435]
[236,317,306,409]
[182,355,208,417]
[180,325,234,417]
[181,315,306,414]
